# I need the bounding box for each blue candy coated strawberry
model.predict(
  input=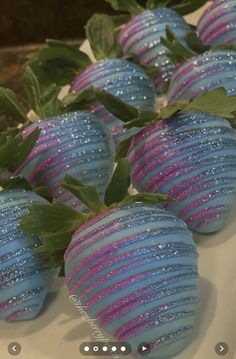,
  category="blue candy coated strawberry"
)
[0,190,55,321]
[15,112,115,211]
[127,111,236,233]
[65,203,199,359]
[197,0,236,46]
[167,50,236,102]
[118,8,190,93]
[70,59,155,146]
